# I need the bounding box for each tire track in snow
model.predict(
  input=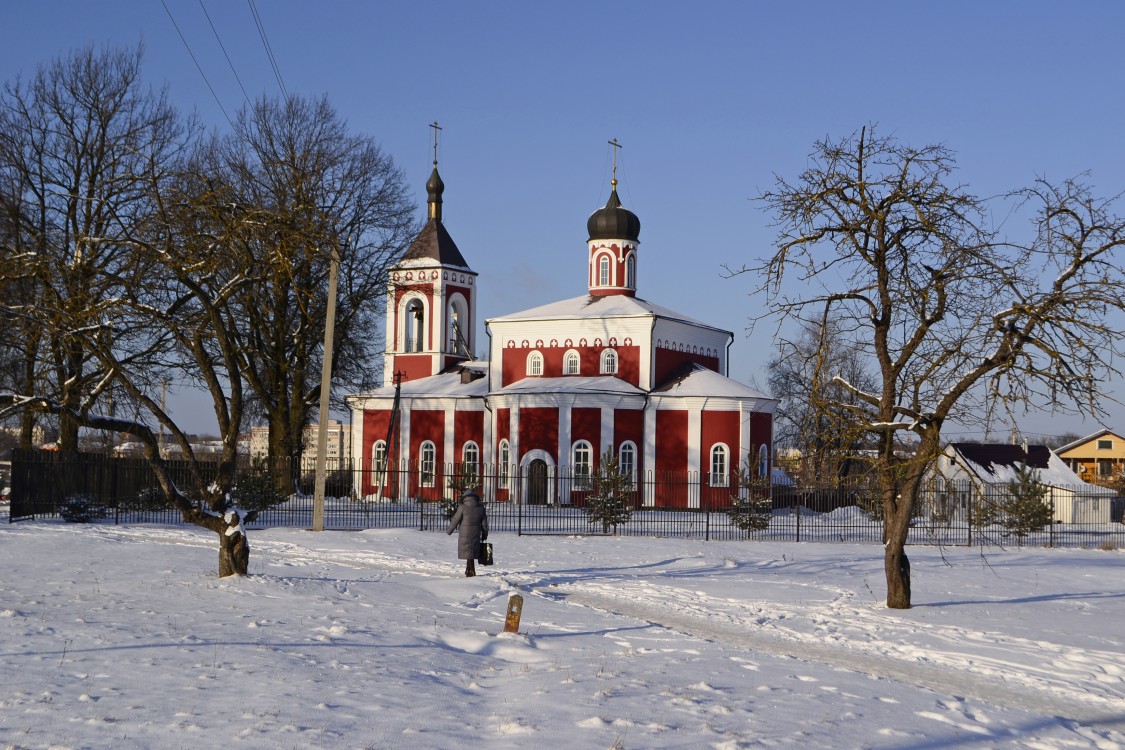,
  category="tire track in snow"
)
[557,587,1125,729]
